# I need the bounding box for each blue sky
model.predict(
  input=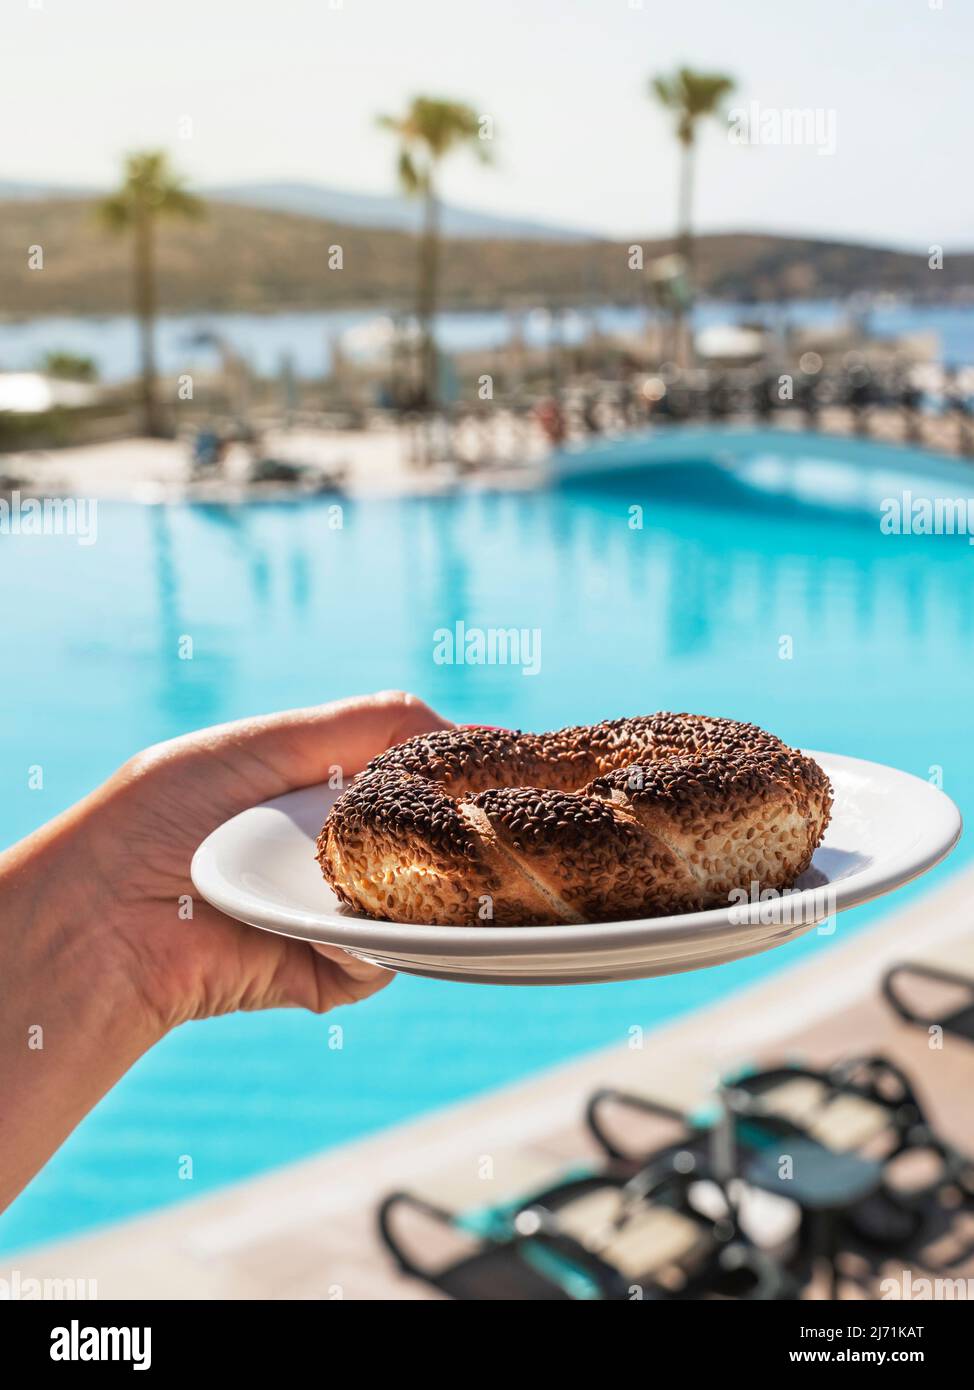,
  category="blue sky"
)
[2,0,972,248]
